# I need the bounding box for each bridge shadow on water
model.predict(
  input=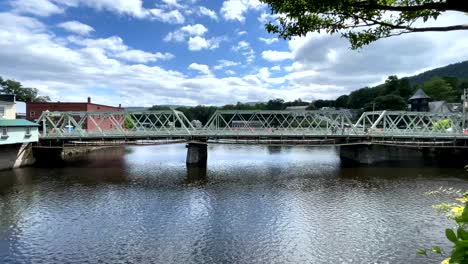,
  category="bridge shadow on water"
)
[7,144,468,192]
